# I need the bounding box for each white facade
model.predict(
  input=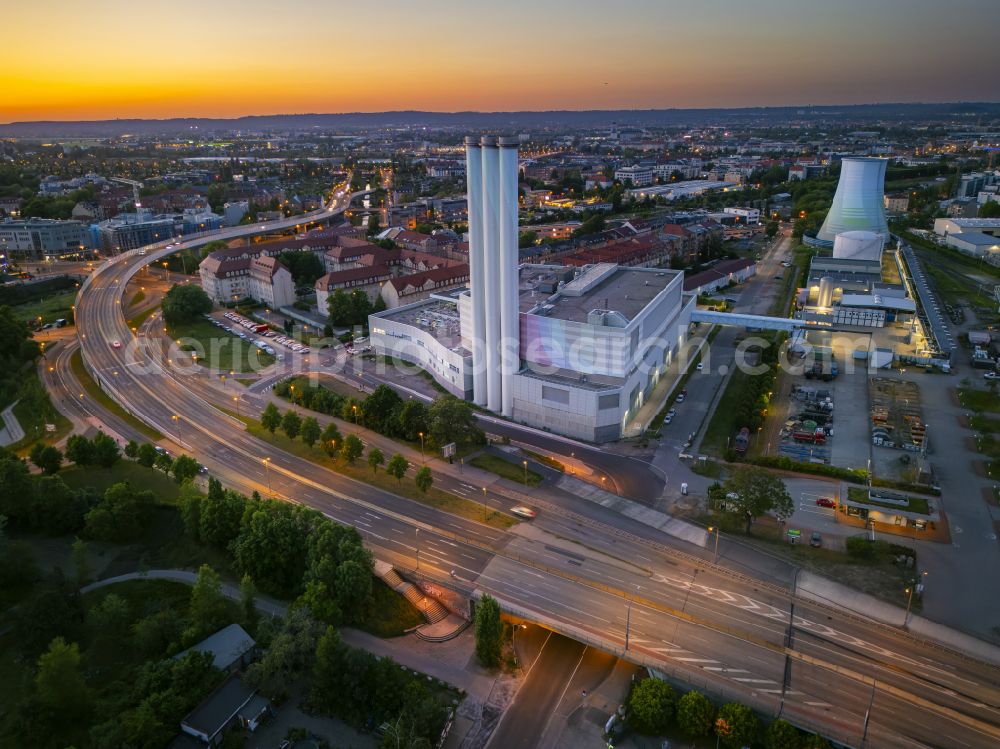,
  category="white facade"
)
[723,207,760,225]
[615,165,655,187]
[816,158,889,244]
[832,230,884,261]
[224,201,249,226]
